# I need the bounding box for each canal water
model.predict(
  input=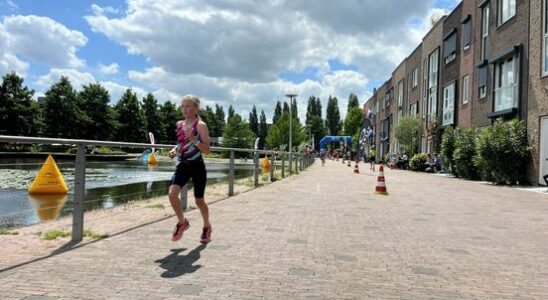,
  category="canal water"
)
[0,157,255,228]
